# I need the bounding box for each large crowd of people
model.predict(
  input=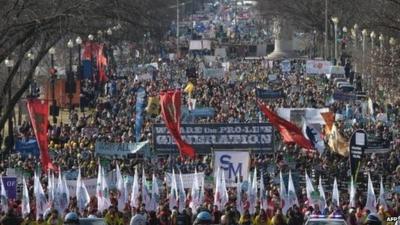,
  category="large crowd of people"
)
[0,1,399,225]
